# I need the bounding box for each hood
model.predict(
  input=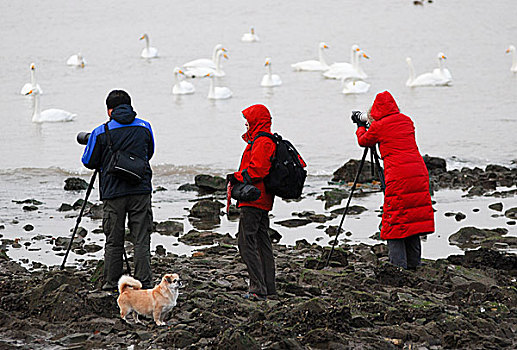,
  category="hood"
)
[111,104,137,124]
[241,104,272,142]
[370,91,399,121]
